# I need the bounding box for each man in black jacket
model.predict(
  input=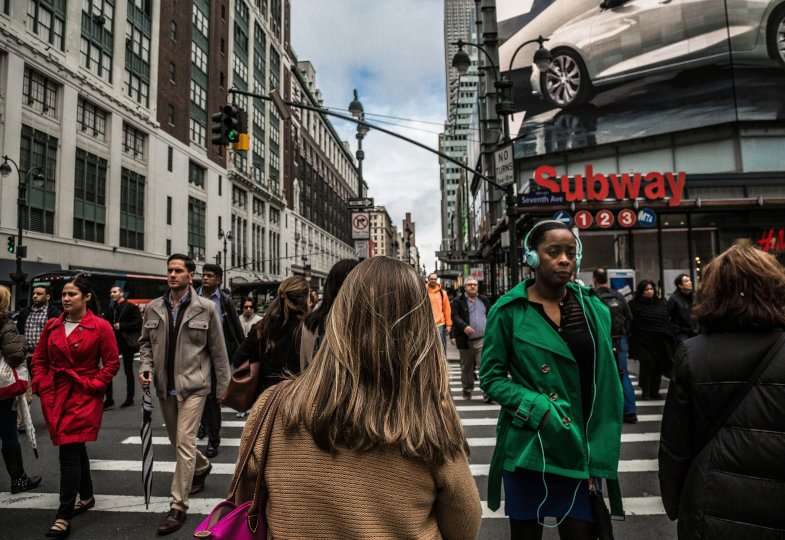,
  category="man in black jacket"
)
[197,264,243,457]
[16,285,61,431]
[667,274,697,344]
[103,285,143,409]
[450,278,491,401]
